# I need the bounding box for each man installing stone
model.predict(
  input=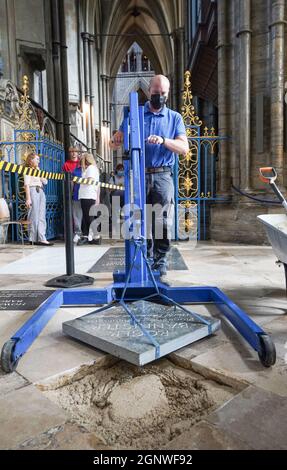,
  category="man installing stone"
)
[112,74,188,280]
